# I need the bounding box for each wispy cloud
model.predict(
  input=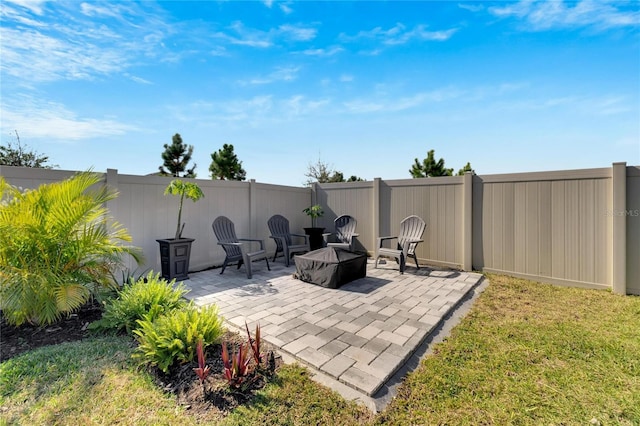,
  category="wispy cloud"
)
[343,87,465,114]
[239,66,301,85]
[278,24,317,41]
[341,23,458,46]
[458,3,484,13]
[489,0,640,31]
[0,1,174,83]
[168,94,330,126]
[1,95,137,140]
[299,46,344,56]
[216,21,316,48]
